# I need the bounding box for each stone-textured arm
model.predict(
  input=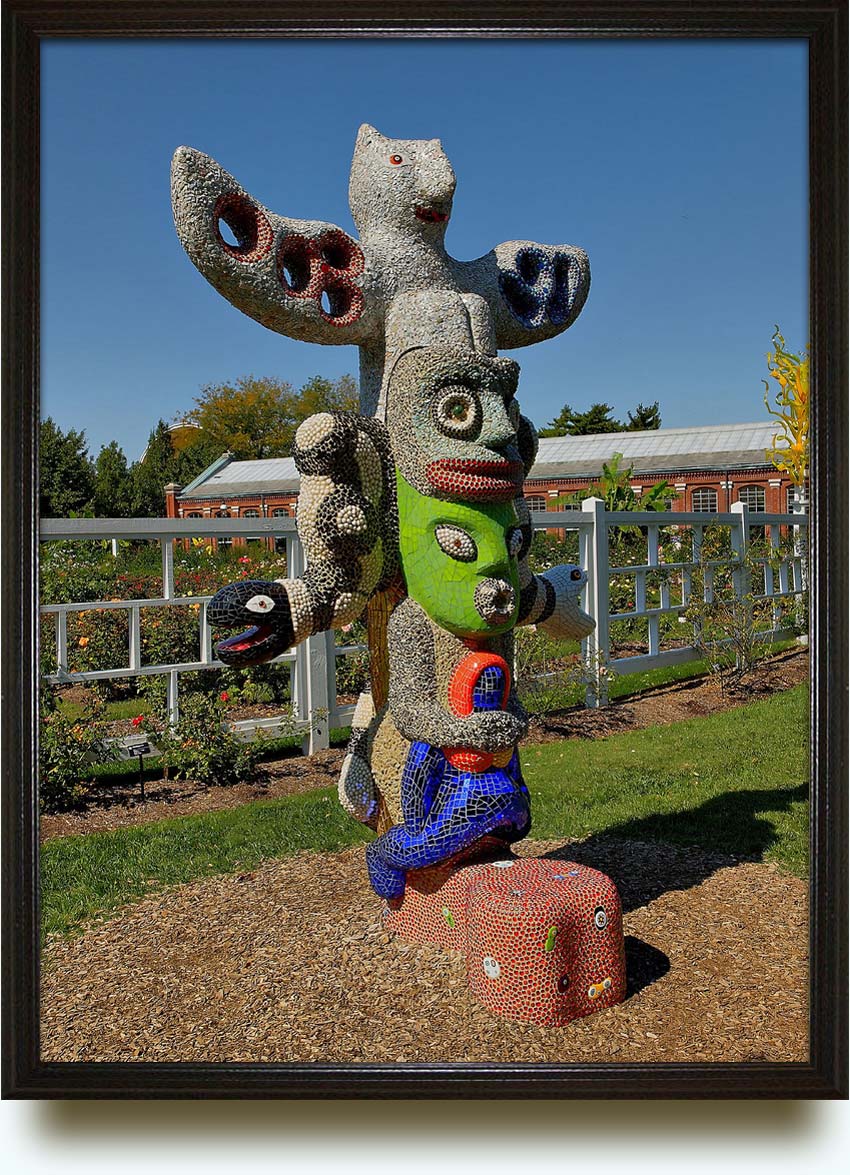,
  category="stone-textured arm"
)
[387,599,525,750]
[171,147,376,347]
[451,241,590,352]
